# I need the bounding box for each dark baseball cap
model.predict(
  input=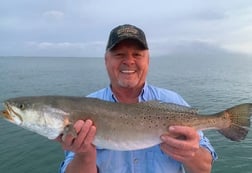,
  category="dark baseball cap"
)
[106,24,149,51]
